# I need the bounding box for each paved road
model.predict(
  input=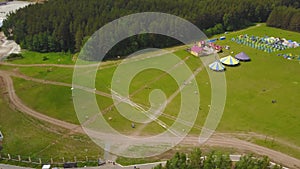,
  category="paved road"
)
[0,164,31,169]
[97,162,166,169]
[0,162,165,169]
[0,1,32,20]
